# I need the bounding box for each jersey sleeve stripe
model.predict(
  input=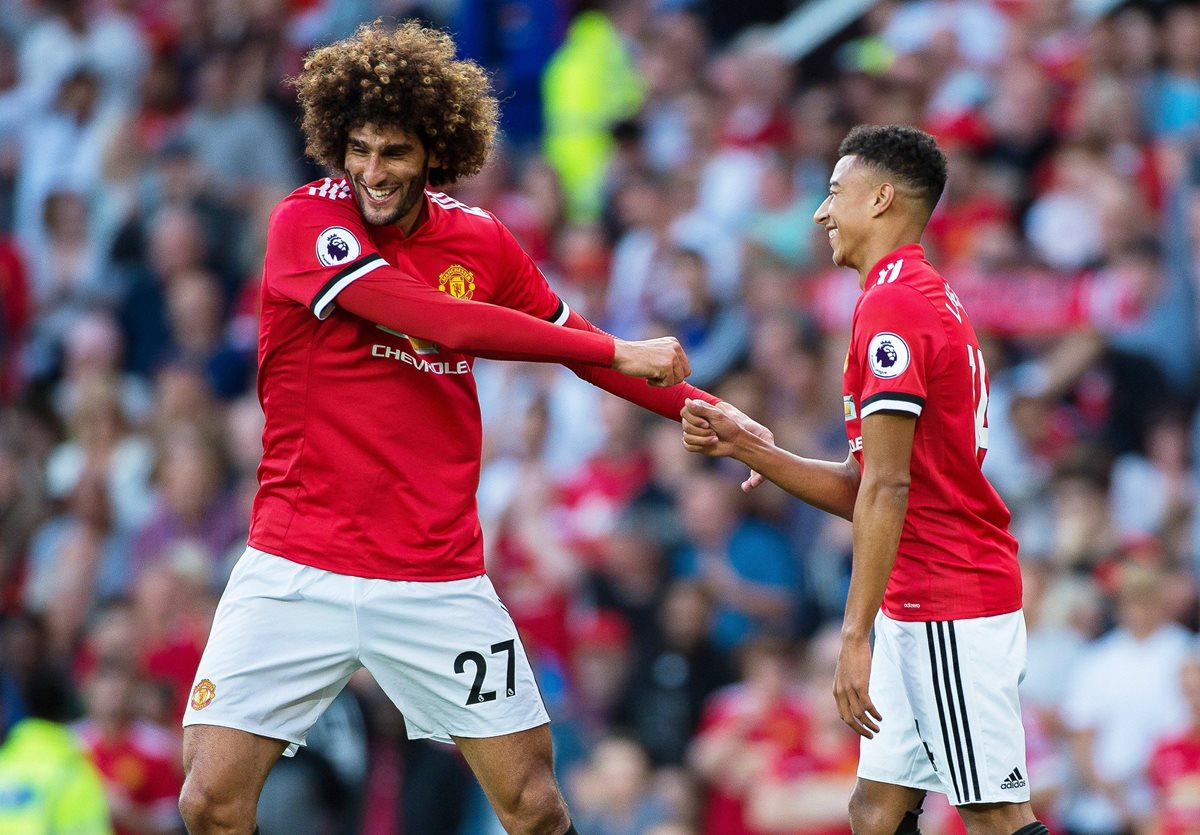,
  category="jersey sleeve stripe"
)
[311,254,388,320]
[861,391,924,418]
[544,298,571,326]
